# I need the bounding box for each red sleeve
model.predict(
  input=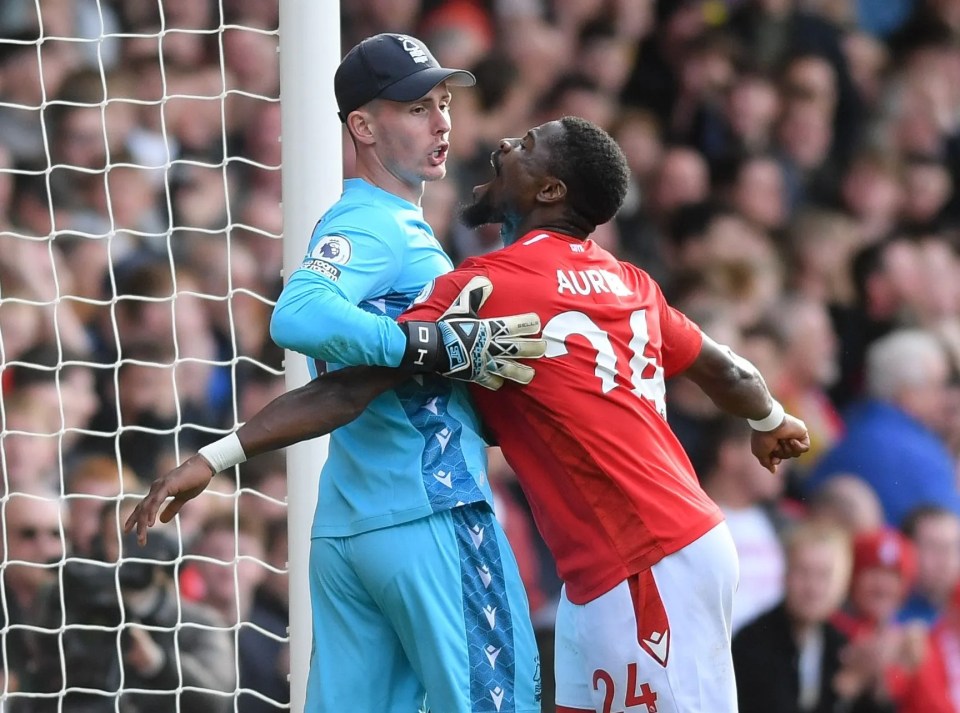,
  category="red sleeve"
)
[399,259,489,323]
[656,289,703,379]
